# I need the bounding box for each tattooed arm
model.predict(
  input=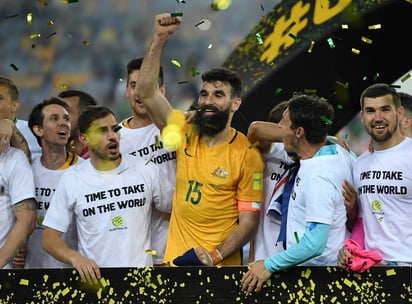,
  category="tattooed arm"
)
[0,198,36,268]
